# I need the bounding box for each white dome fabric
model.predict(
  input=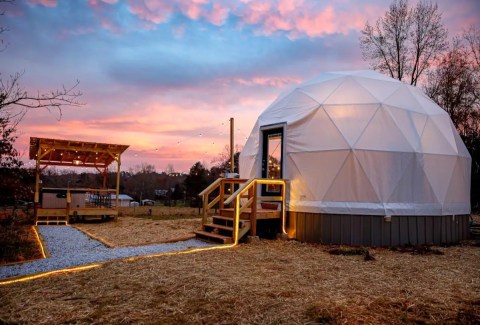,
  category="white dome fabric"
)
[240,70,471,216]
